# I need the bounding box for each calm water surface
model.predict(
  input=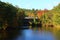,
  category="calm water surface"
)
[0,26,55,40]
